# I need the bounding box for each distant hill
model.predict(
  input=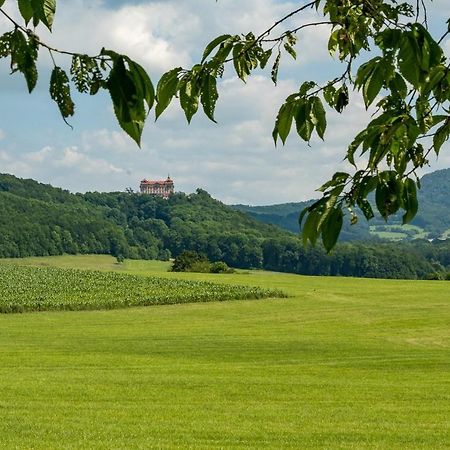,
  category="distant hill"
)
[233,200,372,241]
[233,168,450,241]
[411,169,450,236]
[0,172,448,279]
